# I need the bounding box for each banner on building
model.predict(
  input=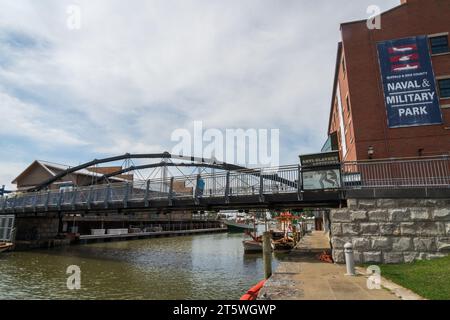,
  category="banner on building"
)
[377,36,442,128]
